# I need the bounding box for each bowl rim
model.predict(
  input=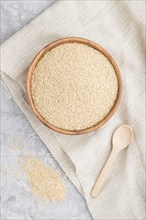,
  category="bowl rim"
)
[27,37,122,135]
